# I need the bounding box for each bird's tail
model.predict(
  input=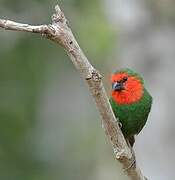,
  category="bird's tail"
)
[127,136,135,147]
